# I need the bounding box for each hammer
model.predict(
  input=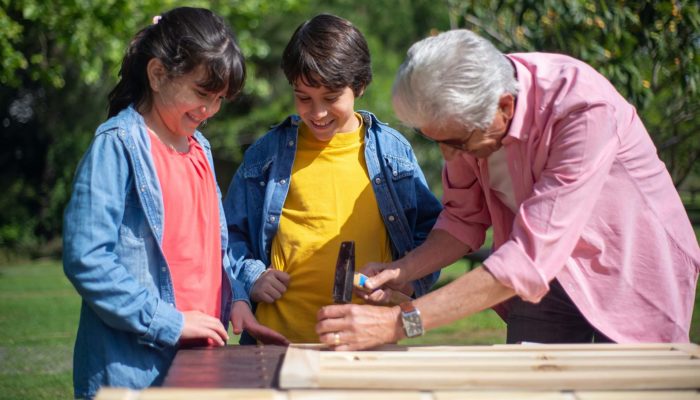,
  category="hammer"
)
[332,241,413,305]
